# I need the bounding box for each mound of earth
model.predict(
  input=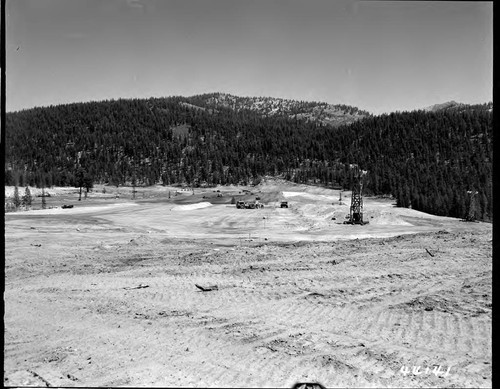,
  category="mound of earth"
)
[171,202,213,211]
